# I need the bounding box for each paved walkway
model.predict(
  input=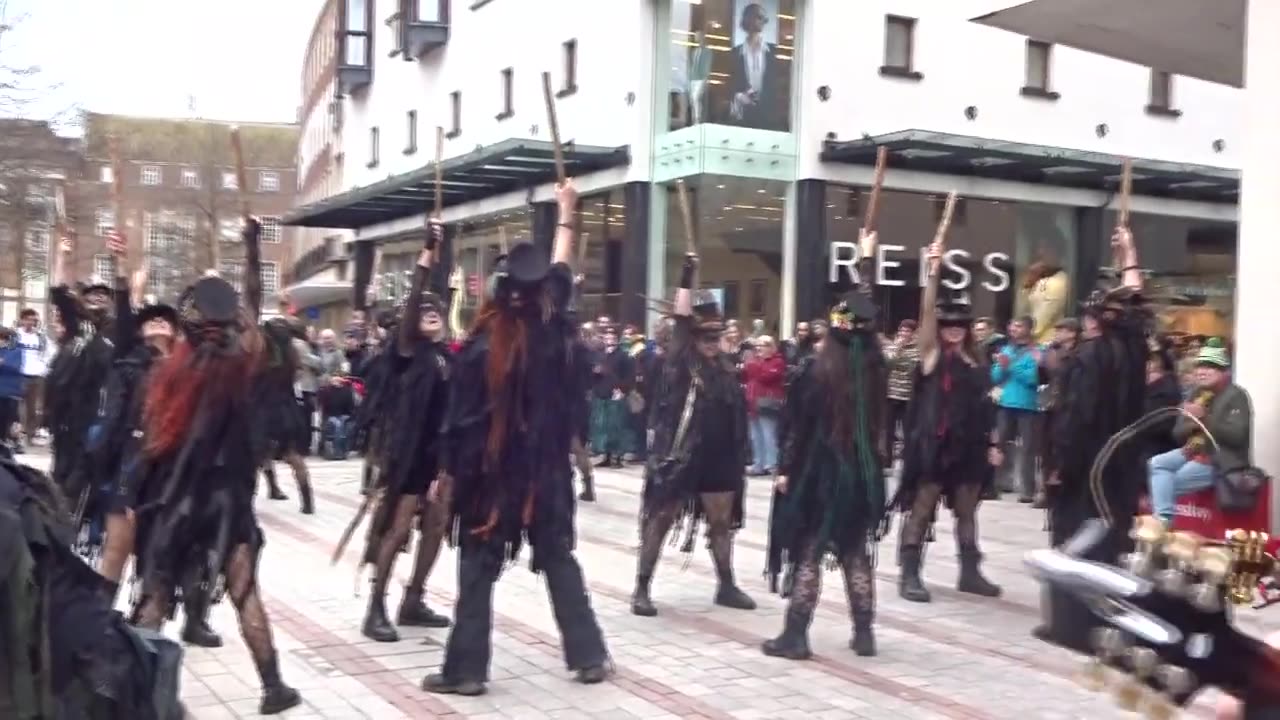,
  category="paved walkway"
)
[39,452,1268,719]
